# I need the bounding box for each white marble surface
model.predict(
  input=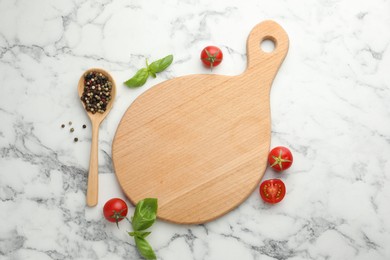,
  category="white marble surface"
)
[1,0,390,259]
